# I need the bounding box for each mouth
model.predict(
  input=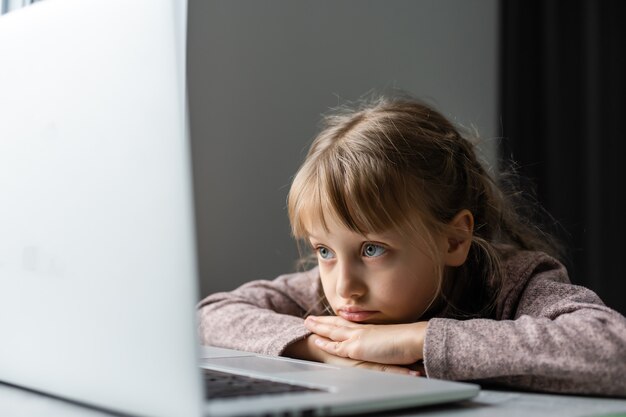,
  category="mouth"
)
[337,308,379,322]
